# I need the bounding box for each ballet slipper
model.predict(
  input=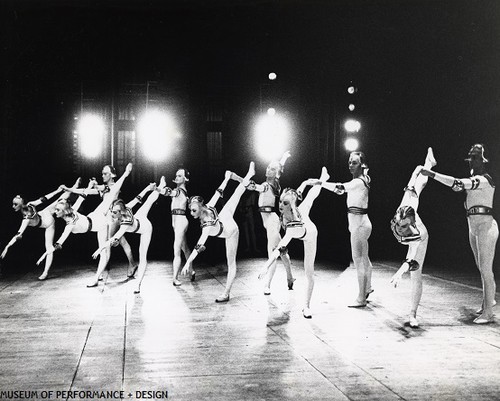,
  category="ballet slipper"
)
[287,278,296,290]
[302,308,312,319]
[215,293,230,303]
